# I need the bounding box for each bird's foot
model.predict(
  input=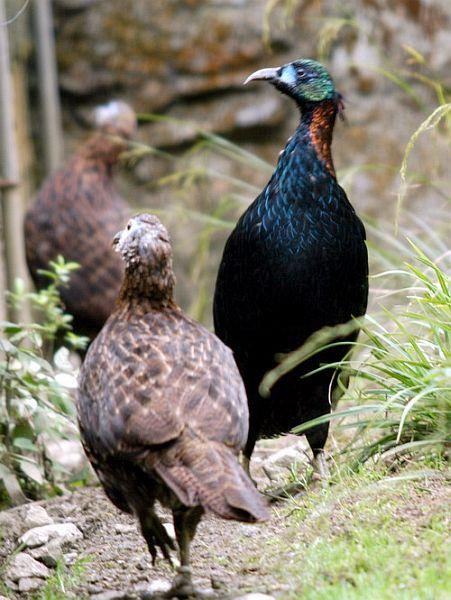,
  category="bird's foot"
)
[161,567,198,599]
